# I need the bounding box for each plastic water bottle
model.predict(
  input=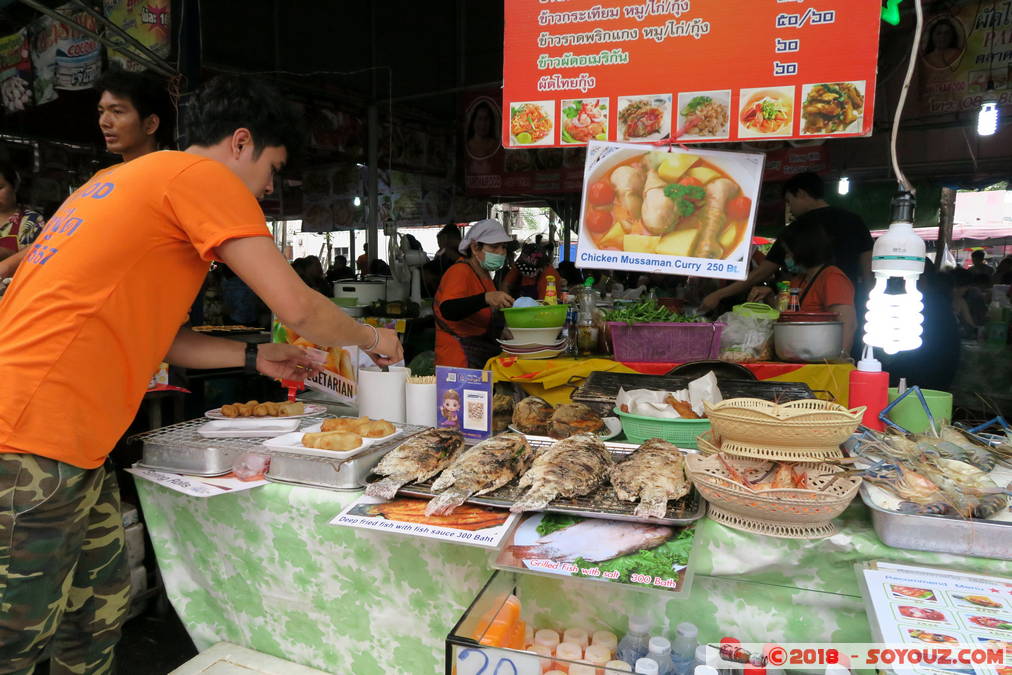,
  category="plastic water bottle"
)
[671,622,698,675]
[635,657,660,674]
[617,615,652,665]
[647,636,676,675]
[694,644,711,669]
